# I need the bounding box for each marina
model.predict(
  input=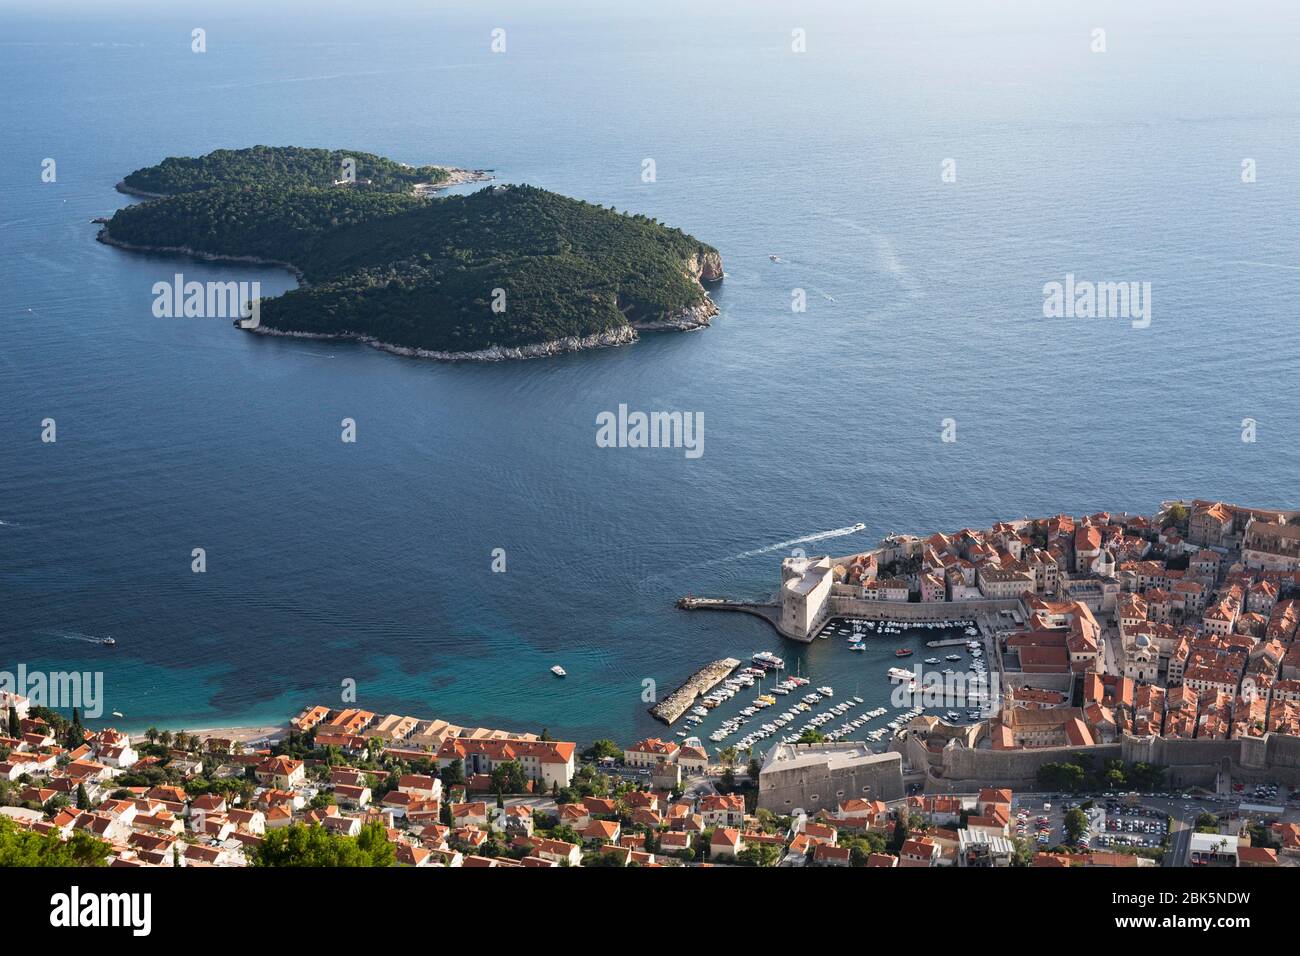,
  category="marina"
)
[677,616,997,760]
